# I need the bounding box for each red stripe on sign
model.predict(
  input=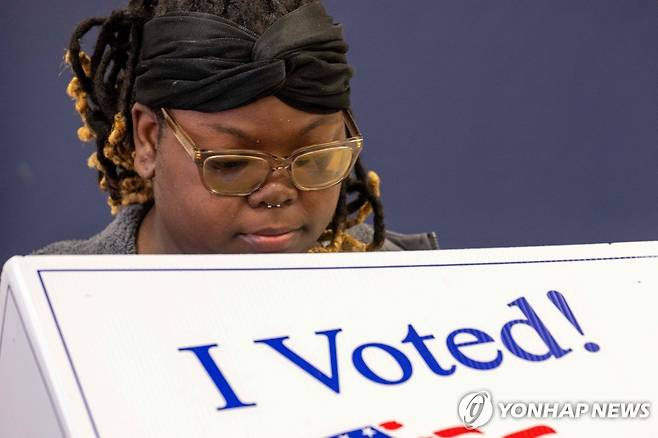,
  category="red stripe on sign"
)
[379,421,404,430]
[502,425,557,438]
[434,426,483,437]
